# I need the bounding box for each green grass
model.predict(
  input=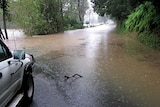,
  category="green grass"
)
[137,32,160,50]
